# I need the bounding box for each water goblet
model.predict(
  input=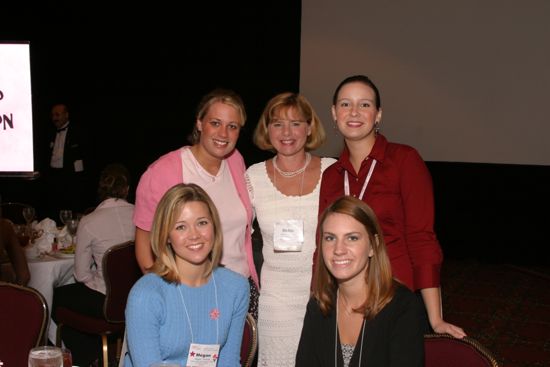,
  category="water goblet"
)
[28,346,63,367]
[59,209,73,226]
[66,218,79,246]
[23,206,36,235]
